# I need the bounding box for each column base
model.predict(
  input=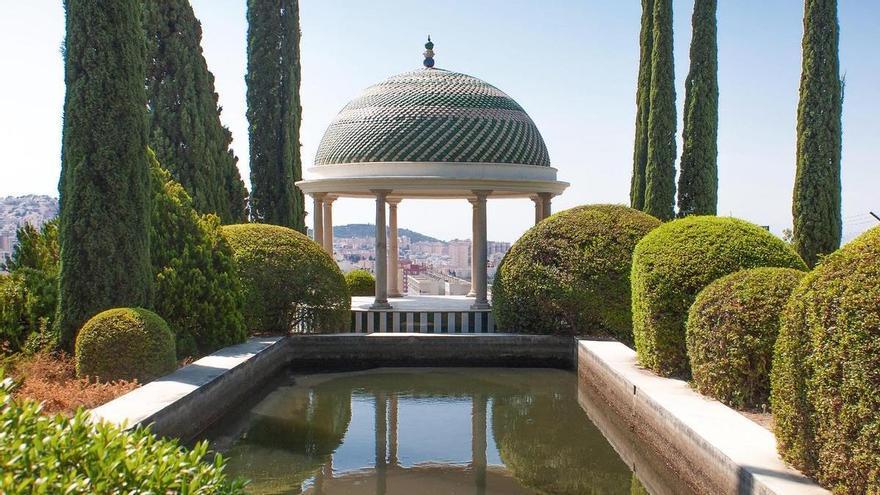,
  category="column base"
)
[371,300,393,310]
[466,291,476,297]
[470,301,491,310]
